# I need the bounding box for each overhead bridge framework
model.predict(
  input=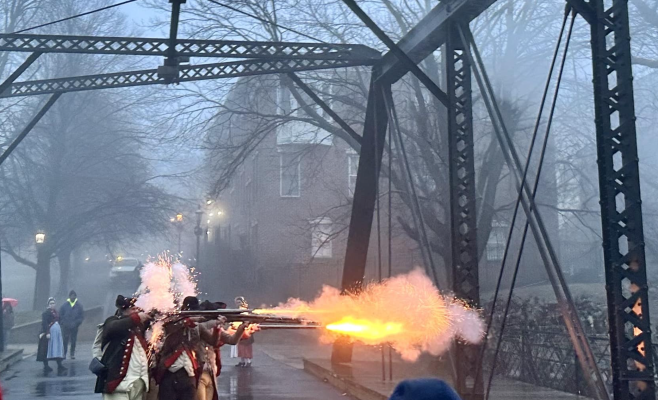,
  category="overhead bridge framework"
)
[0,0,653,399]
[0,33,381,60]
[0,58,375,98]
